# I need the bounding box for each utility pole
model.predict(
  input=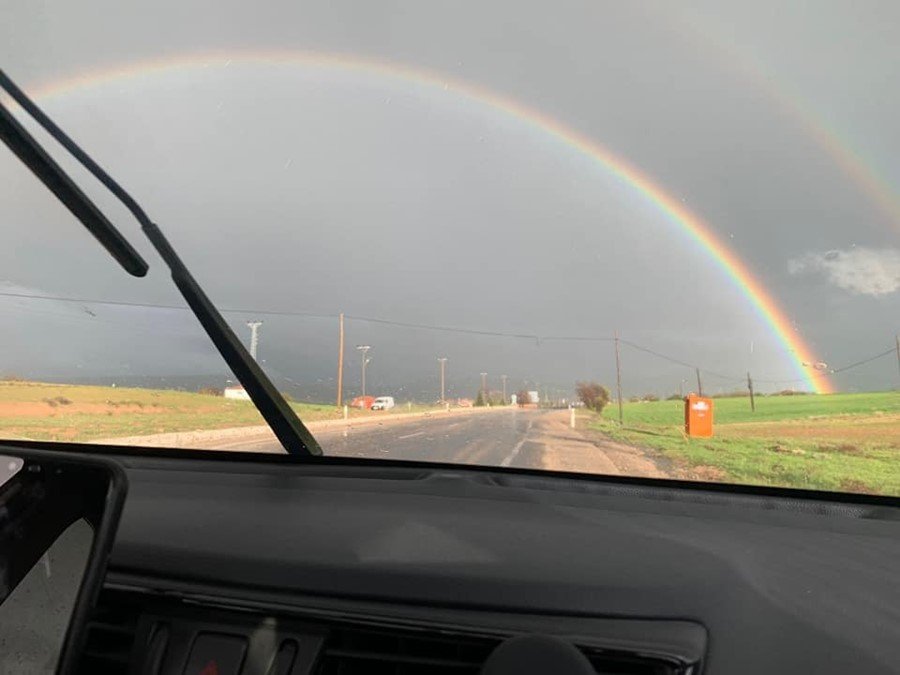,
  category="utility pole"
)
[895,334,900,384]
[614,330,624,425]
[246,321,262,360]
[747,371,756,412]
[501,375,508,404]
[356,345,371,397]
[438,357,448,403]
[336,313,344,407]
[695,367,703,397]
[480,372,488,400]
